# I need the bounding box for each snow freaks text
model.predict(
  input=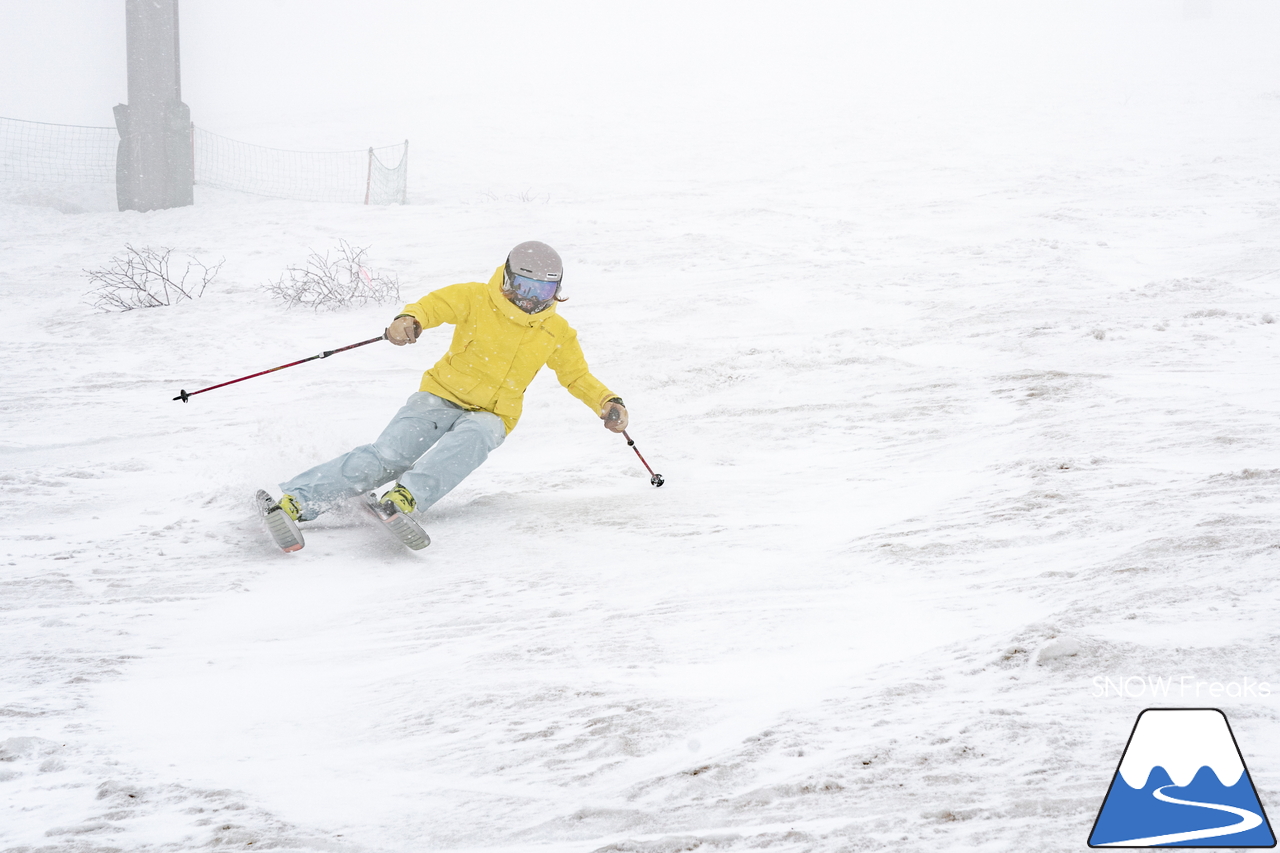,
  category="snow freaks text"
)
[1091,676,1272,700]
